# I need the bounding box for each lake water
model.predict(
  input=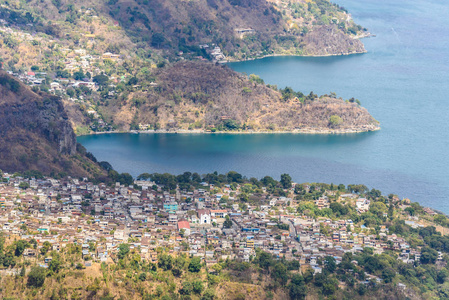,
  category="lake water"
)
[78,0,449,212]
